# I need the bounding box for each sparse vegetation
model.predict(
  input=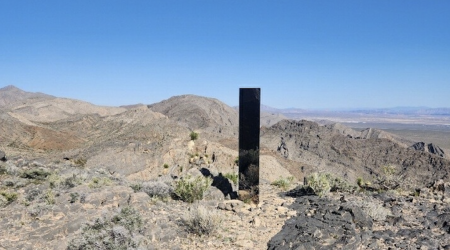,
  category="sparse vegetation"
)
[20,168,51,180]
[44,189,56,205]
[375,165,407,191]
[223,173,239,185]
[305,172,355,197]
[67,206,144,250]
[74,158,87,167]
[357,177,365,187]
[0,165,6,175]
[182,205,222,236]
[130,182,143,192]
[306,173,331,197]
[174,175,212,203]
[190,131,199,141]
[69,192,79,203]
[271,176,295,191]
[88,177,112,189]
[0,191,18,205]
[163,163,169,169]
